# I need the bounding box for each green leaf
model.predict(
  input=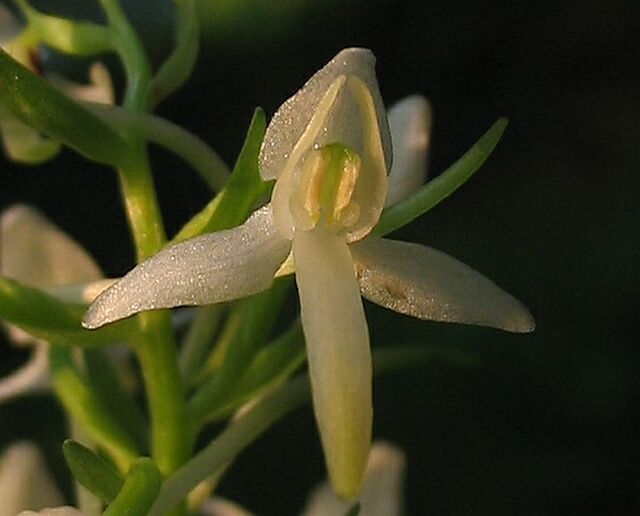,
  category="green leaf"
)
[0,276,138,346]
[104,458,162,516]
[50,348,139,471]
[0,49,128,166]
[63,439,124,504]
[15,0,113,55]
[179,304,226,387]
[373,118,508,236]
[206,320,306,422]
[188,276,293,424]
[172,107,270,243]
[84,349,148,451]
